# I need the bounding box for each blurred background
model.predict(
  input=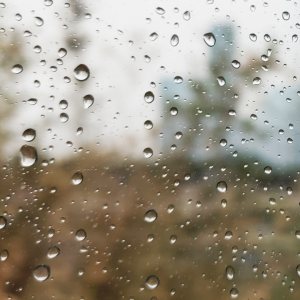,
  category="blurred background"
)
[1,0,300,299]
